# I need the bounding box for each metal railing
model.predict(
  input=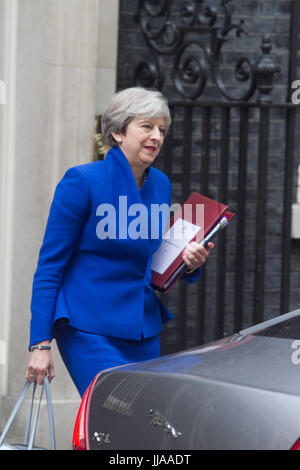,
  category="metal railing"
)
[158,101,299,353]
[113,0,300,353]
